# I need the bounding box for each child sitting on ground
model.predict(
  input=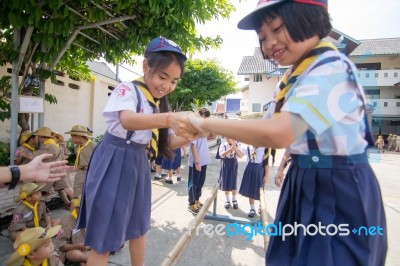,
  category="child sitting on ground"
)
[7,225,63,266]
[53,196,90,265]
[8,183,61,241]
